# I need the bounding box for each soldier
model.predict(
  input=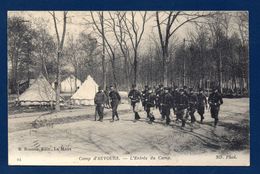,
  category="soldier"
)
[197,88,208,123]
[155,84,163,108]
[128,84,142,120]
[94,86,107,122]
[109,85,121,122]
[171,86,178,115]
[155,84,165,120]
[208,87,223,127]
[187,88,198,124]
[144,88,156,121]
[160,87,173,125]
[141,85,149,109]
[175,88,189,128]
